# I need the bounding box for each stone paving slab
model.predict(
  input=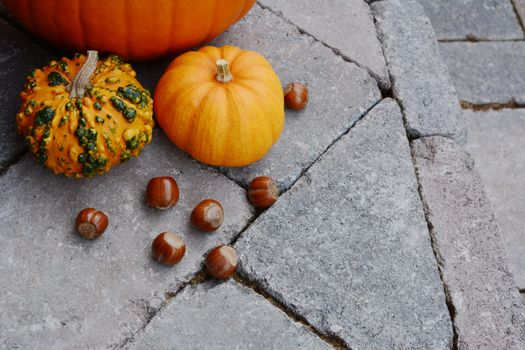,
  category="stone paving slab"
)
[412,136,525,350]
[419,0,523,40]
[439,42,525,105]
[0,131,254,349]
[235,99,453,349]
[126,281,331,350]
[0,18,54,169]
[464,109,525,289]
[213,6,382,190]
[372,0,466,143]
[258,0,390,90]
